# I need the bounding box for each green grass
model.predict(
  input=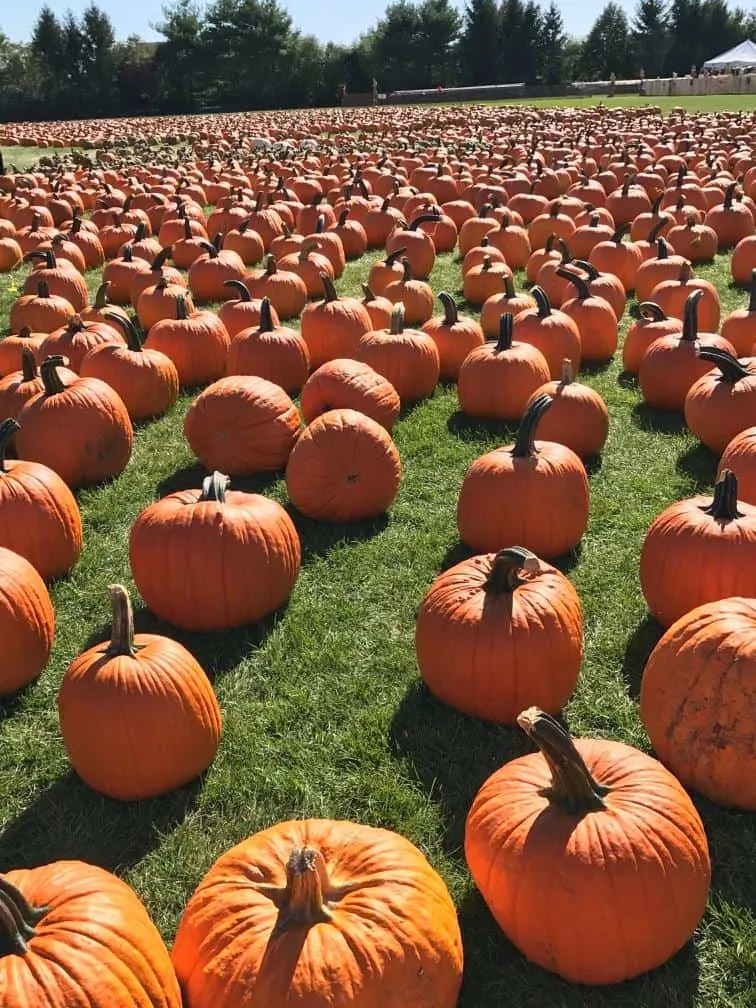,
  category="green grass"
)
[0,242,755,1006]
[480,94,756,113]
[0,147,78,172]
